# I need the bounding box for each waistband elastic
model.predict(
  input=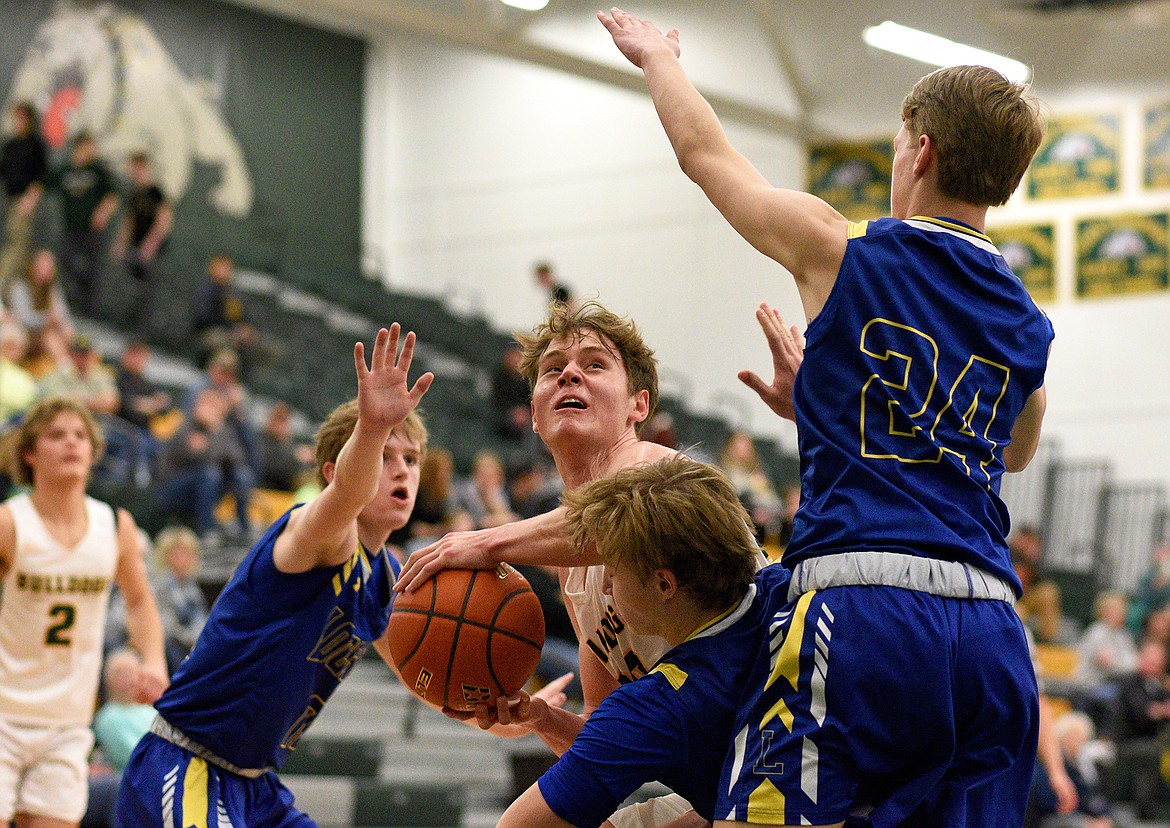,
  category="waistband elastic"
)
[149,715,271,779]
[788,551,1017,604]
